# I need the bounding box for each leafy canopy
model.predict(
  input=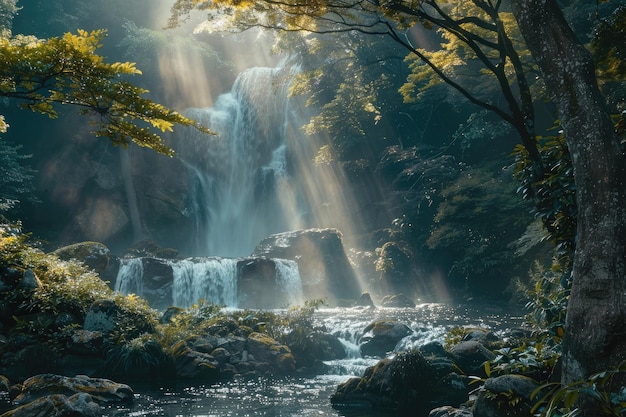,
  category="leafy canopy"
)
[0,29,213,156]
